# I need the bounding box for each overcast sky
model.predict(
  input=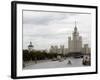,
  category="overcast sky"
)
[23,10,91,50]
